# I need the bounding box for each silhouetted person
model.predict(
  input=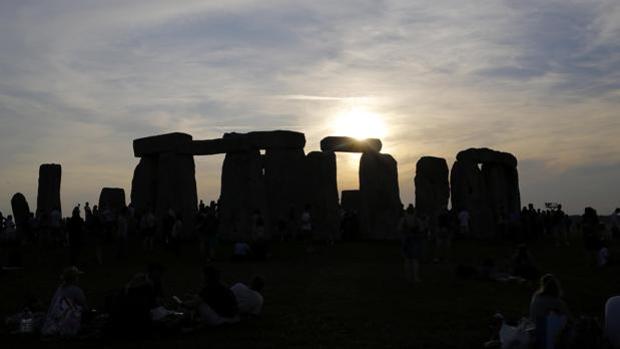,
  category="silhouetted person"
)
[140,209,156,251]
[399,205,423,283]
[301,204,313,252]
[610,208,620,239]
[251,210,268,260]
[582,207,602,266]
[170,212,183,256]
[3,215,19,266]
[91,205,104,265]
[116,206,129,259]
[67,207,84,267]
